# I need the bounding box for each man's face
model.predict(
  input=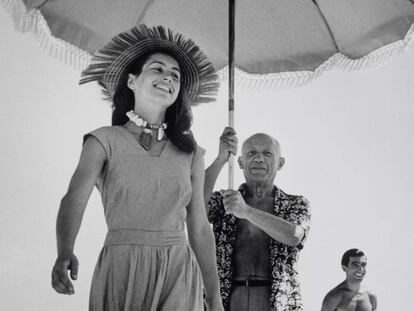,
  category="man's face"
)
[342,255,367,282]
[238,134,284,185]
